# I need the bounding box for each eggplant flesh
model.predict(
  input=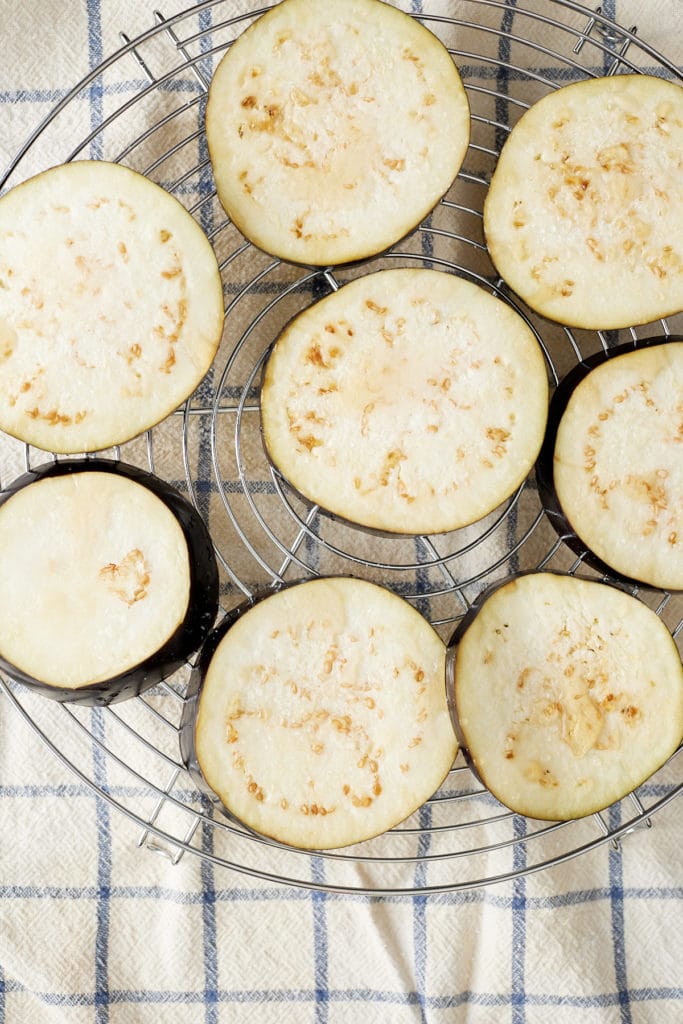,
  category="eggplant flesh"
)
[449,572,683,821]
[0,459,219,705]
[537,337,683,592]
[181,576,457,850]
